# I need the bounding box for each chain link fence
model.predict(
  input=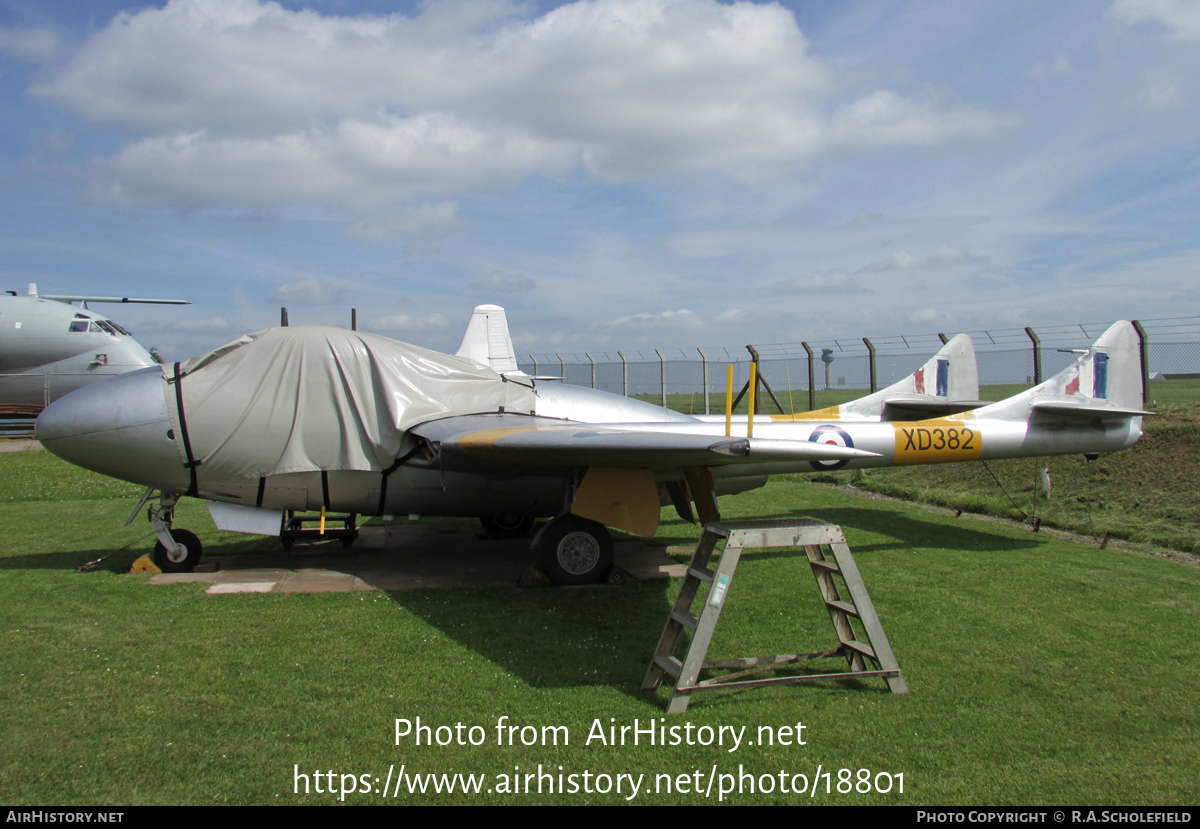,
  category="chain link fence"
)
[519,316,1200,414]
